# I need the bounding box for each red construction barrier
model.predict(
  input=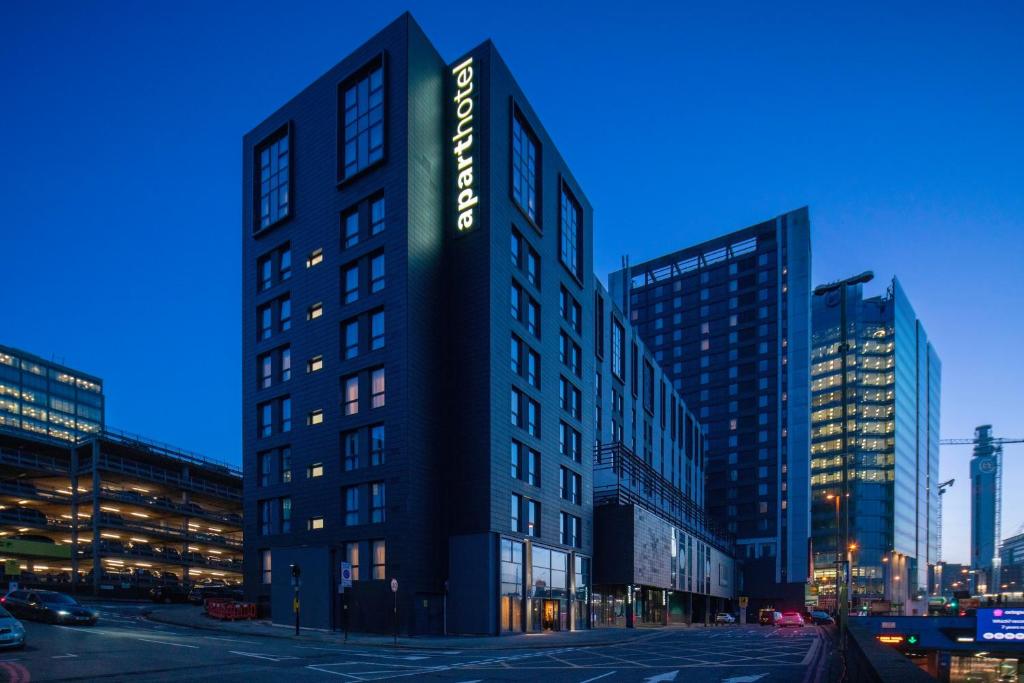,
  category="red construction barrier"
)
[204,598,257,621]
